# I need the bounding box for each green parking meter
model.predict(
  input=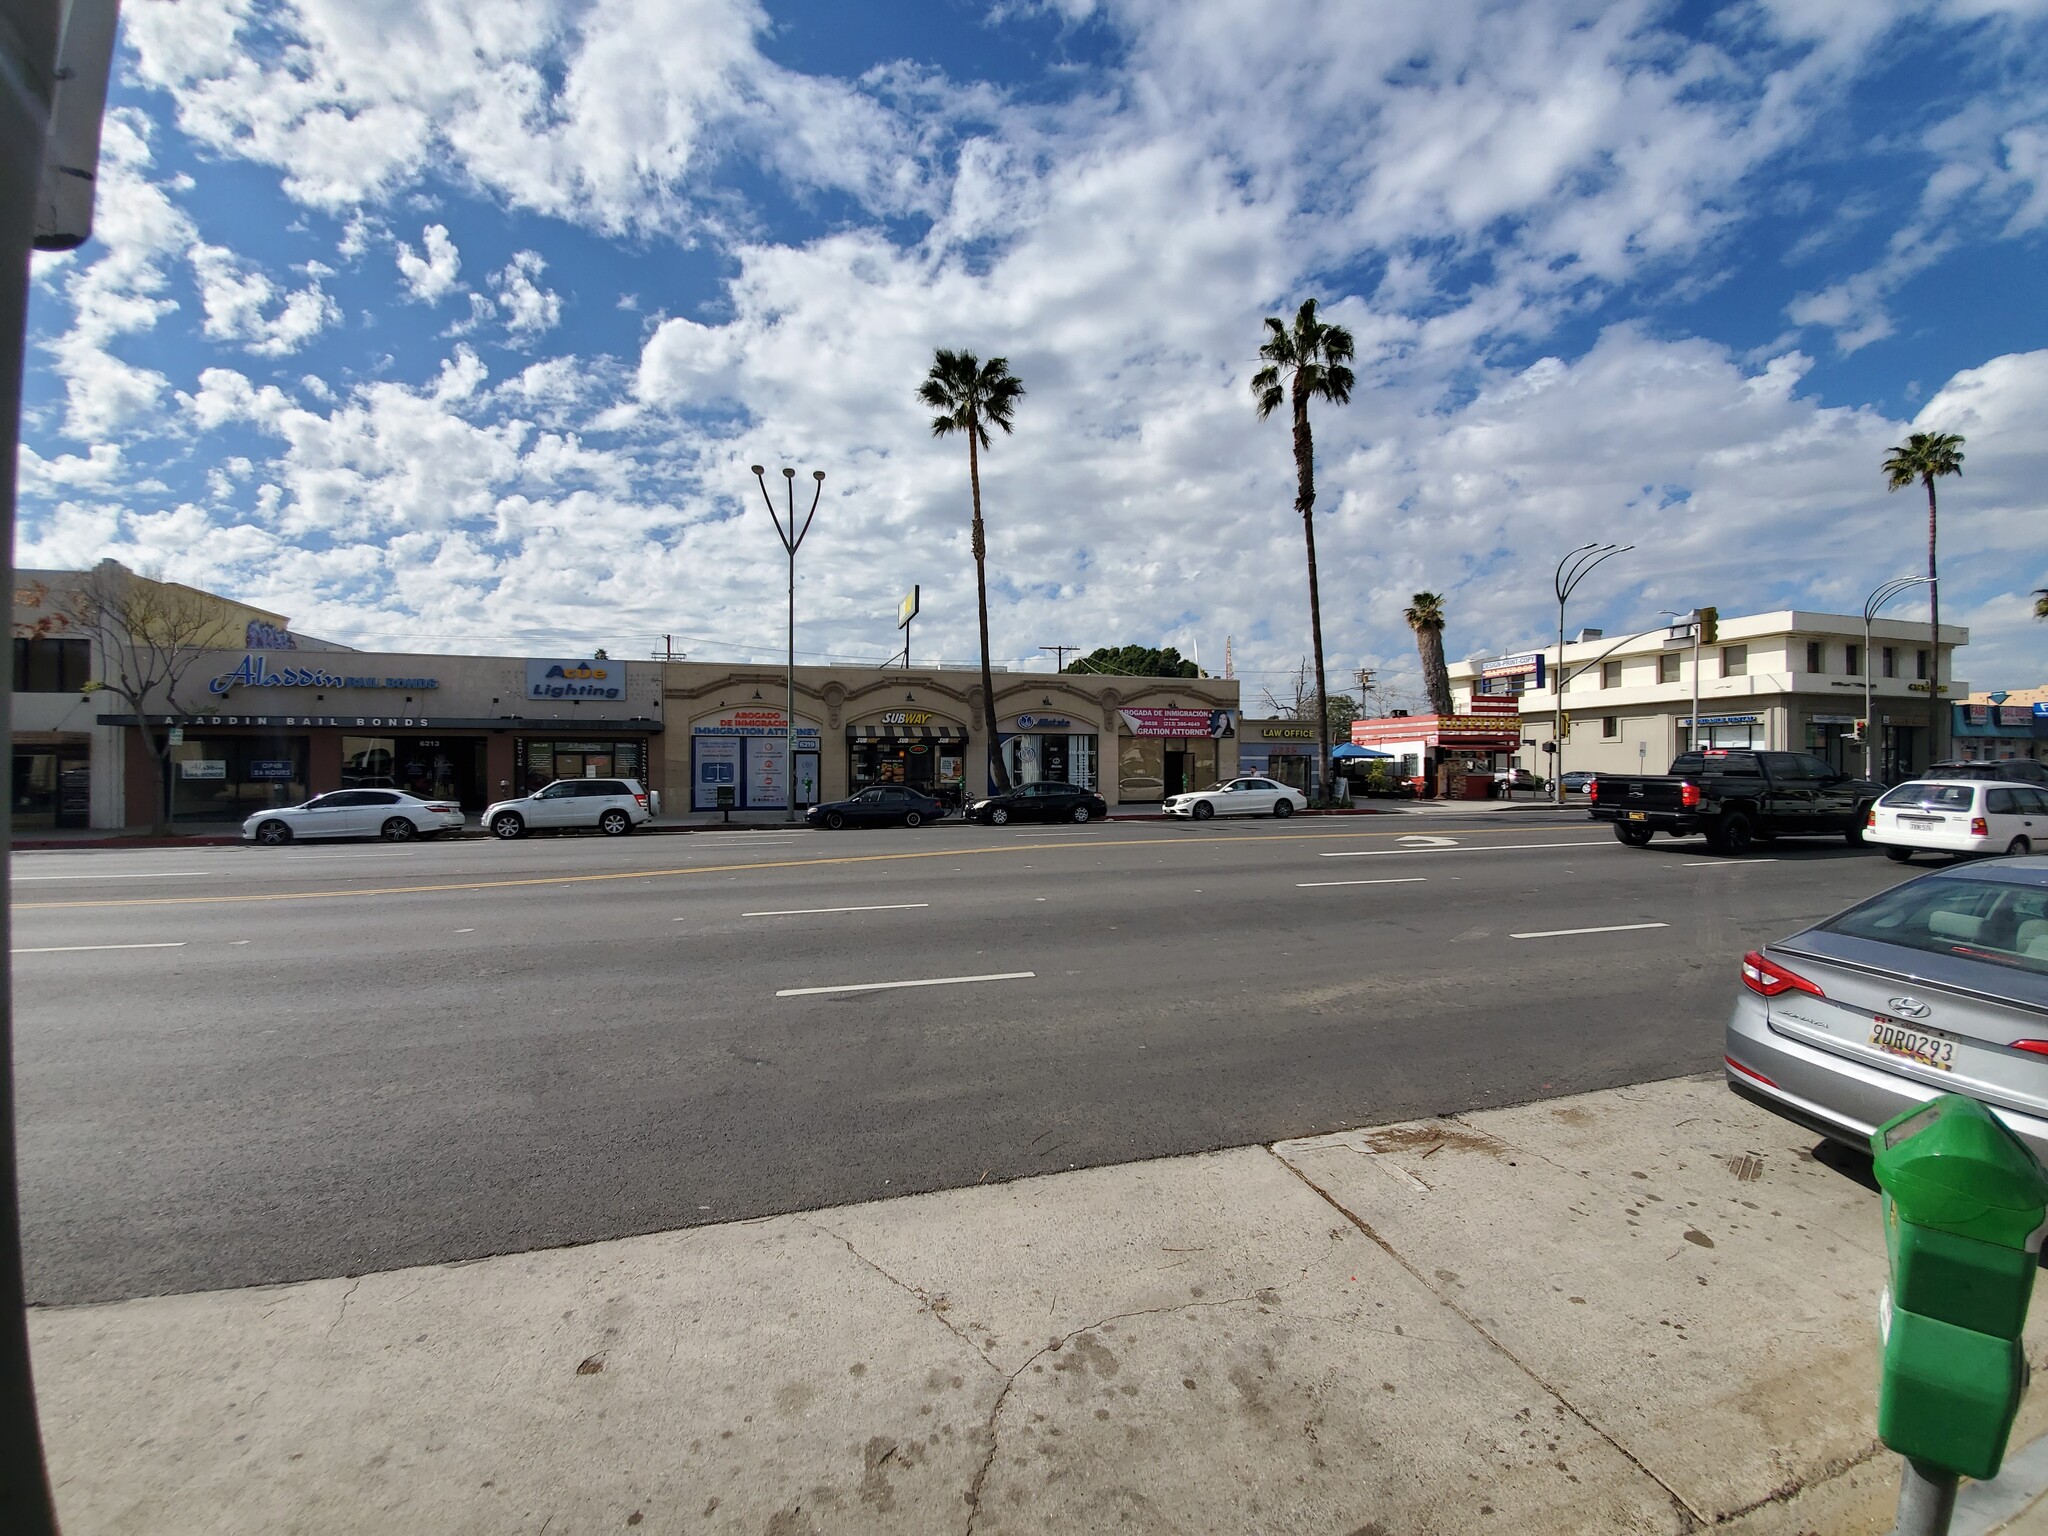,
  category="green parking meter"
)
[1872,1096,2048,1530]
